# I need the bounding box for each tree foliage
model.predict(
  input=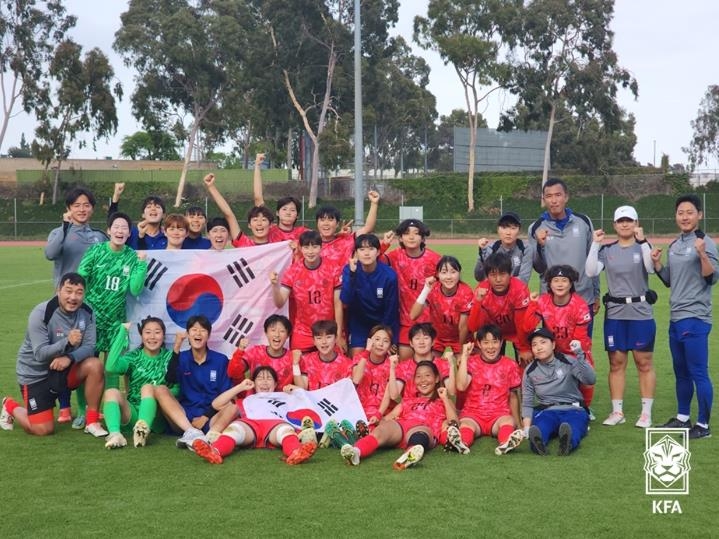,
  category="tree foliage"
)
[0,0,76,152]
[120,130,180,160]
[685,85,719,169]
